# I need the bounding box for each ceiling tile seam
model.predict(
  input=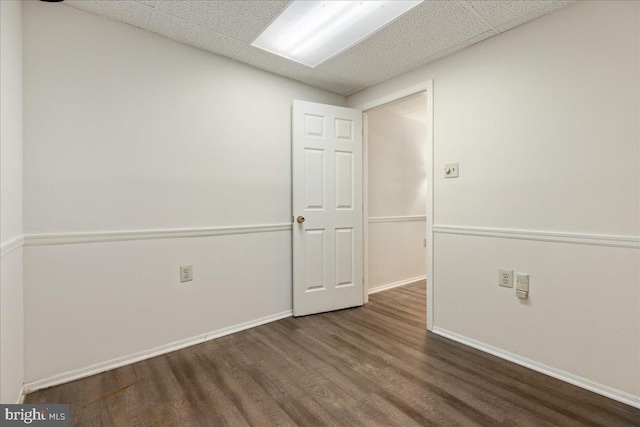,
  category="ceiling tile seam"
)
[62,2,155,32]
[458,1,499,33]
[227,52,345,96]
[231,45,250,61]
[247,0,294,45]
[149,9,248,57]
[150,3,277,47]
[495,2,575,33]
[359,29,497,91]
[144,4,153,28]
[141,0,156,30]
[313,69,363,91]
